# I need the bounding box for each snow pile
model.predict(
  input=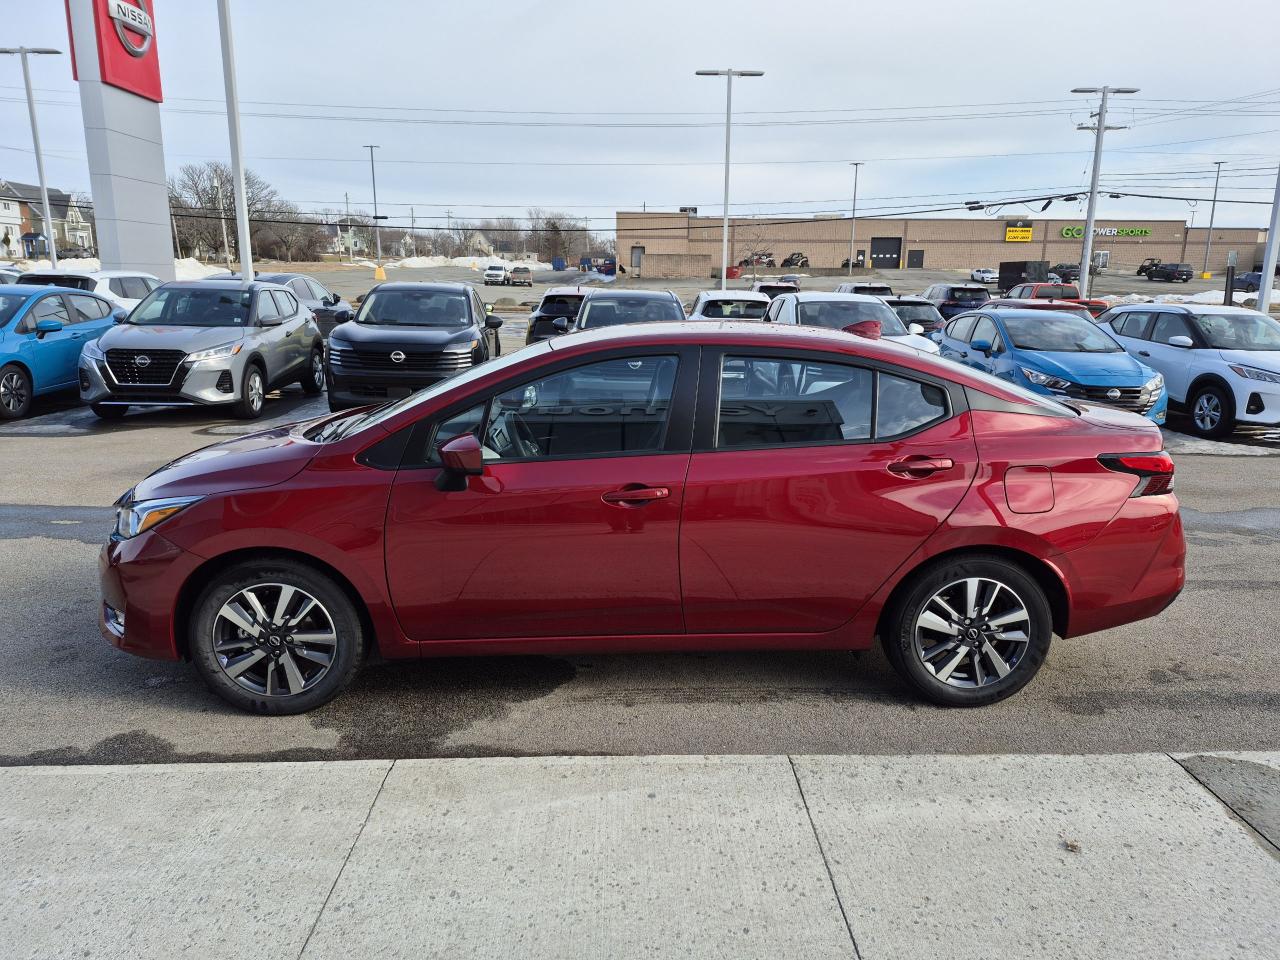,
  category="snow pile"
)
[173,257,226,280]
[578,271,617,284]
[13,257,102,272]
[366,254,554,271]
[1099,288,1280,308]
